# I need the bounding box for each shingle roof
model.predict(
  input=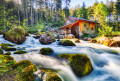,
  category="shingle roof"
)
[63,16,96,27]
